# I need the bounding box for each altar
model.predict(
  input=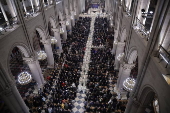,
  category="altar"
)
[88,8,102,15]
